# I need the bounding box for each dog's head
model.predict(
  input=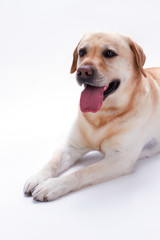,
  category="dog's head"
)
[70,32,146,113]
